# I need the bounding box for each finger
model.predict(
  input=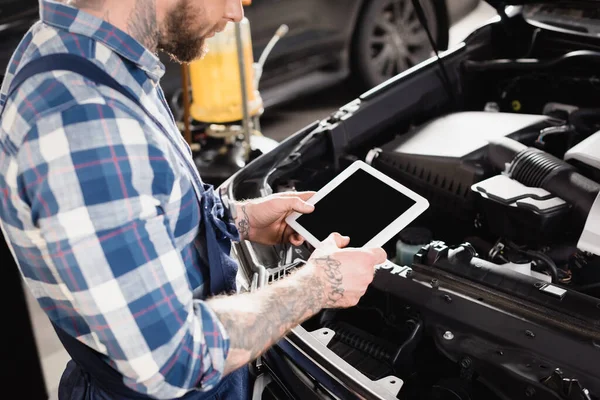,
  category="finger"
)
[292,198,315,214]
[295,191,317,201]
[290,233,305,246]
[322,232,350,248]
[283,225,305,246]
[365,247,388,264]
[275,191,316,200]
